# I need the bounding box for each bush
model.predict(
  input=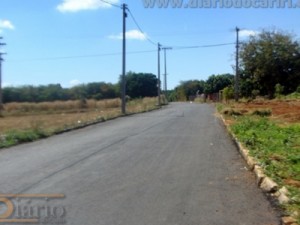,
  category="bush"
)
[275,83,284,98]
[252,109,272,117]
[223,86,234,102]
[222,108,243,116]
[251,90,260,99]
